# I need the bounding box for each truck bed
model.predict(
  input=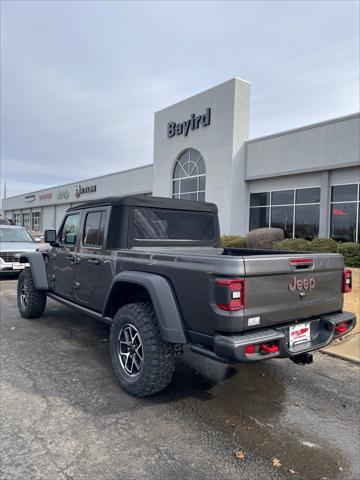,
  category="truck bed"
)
[124,246,345,334]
